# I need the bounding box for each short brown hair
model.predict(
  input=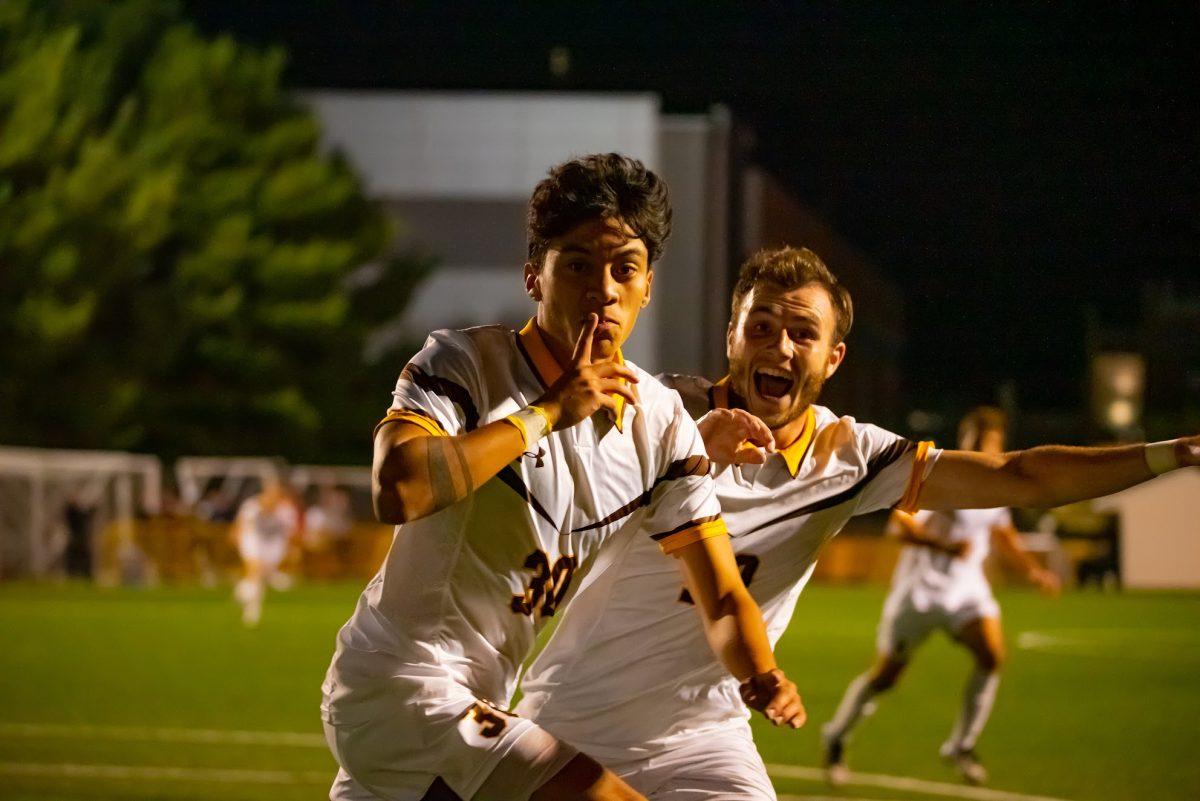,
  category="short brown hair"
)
[526,153,672,270]
[959,406,1008,443]
[731,247,854,343]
